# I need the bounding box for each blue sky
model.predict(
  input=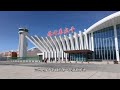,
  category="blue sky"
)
[0,11,117,52]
